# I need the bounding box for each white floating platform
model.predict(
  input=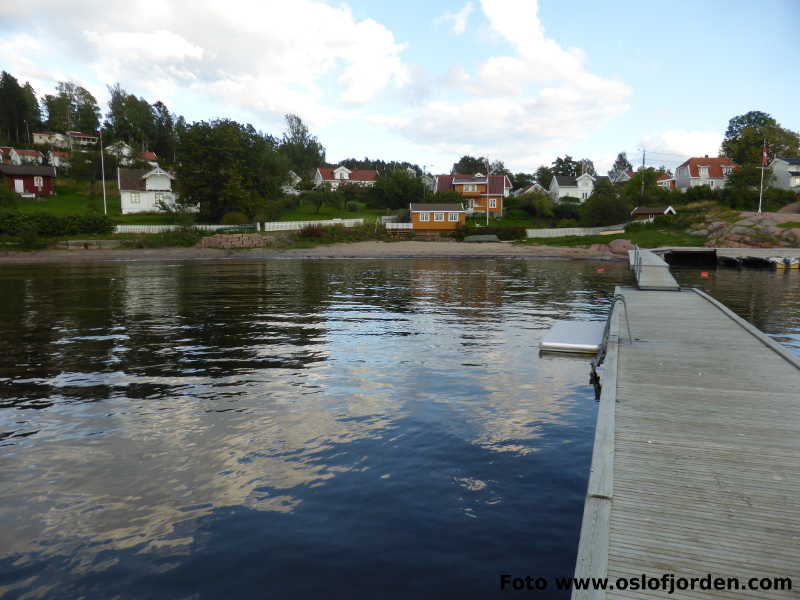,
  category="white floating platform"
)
[540,321,606,354]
